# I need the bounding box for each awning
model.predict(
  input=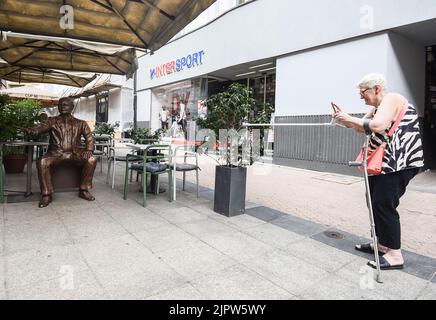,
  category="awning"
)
[0,60,96,87]
[64,74,121,98]
[0,0,216,51]
[0,85,60,101]
[0,32,138,78]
